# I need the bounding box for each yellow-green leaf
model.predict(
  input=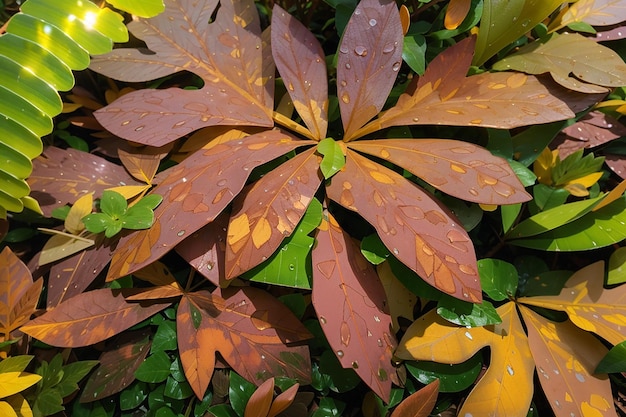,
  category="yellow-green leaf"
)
[106,0,165,18]
[64,193,93,235]
[37,231,95,266]
[0,372,41,398]
[608,247,626,285]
